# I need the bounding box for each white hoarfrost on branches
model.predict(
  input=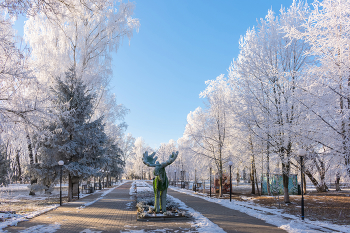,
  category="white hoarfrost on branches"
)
[0,12,37,131]
[124,137,154,180]
[24,0,139,90]
[183,75,236,197]
[285,0,350,178]
[0,0,139,196]
[23,0,139,154]
[228,1,315,201]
